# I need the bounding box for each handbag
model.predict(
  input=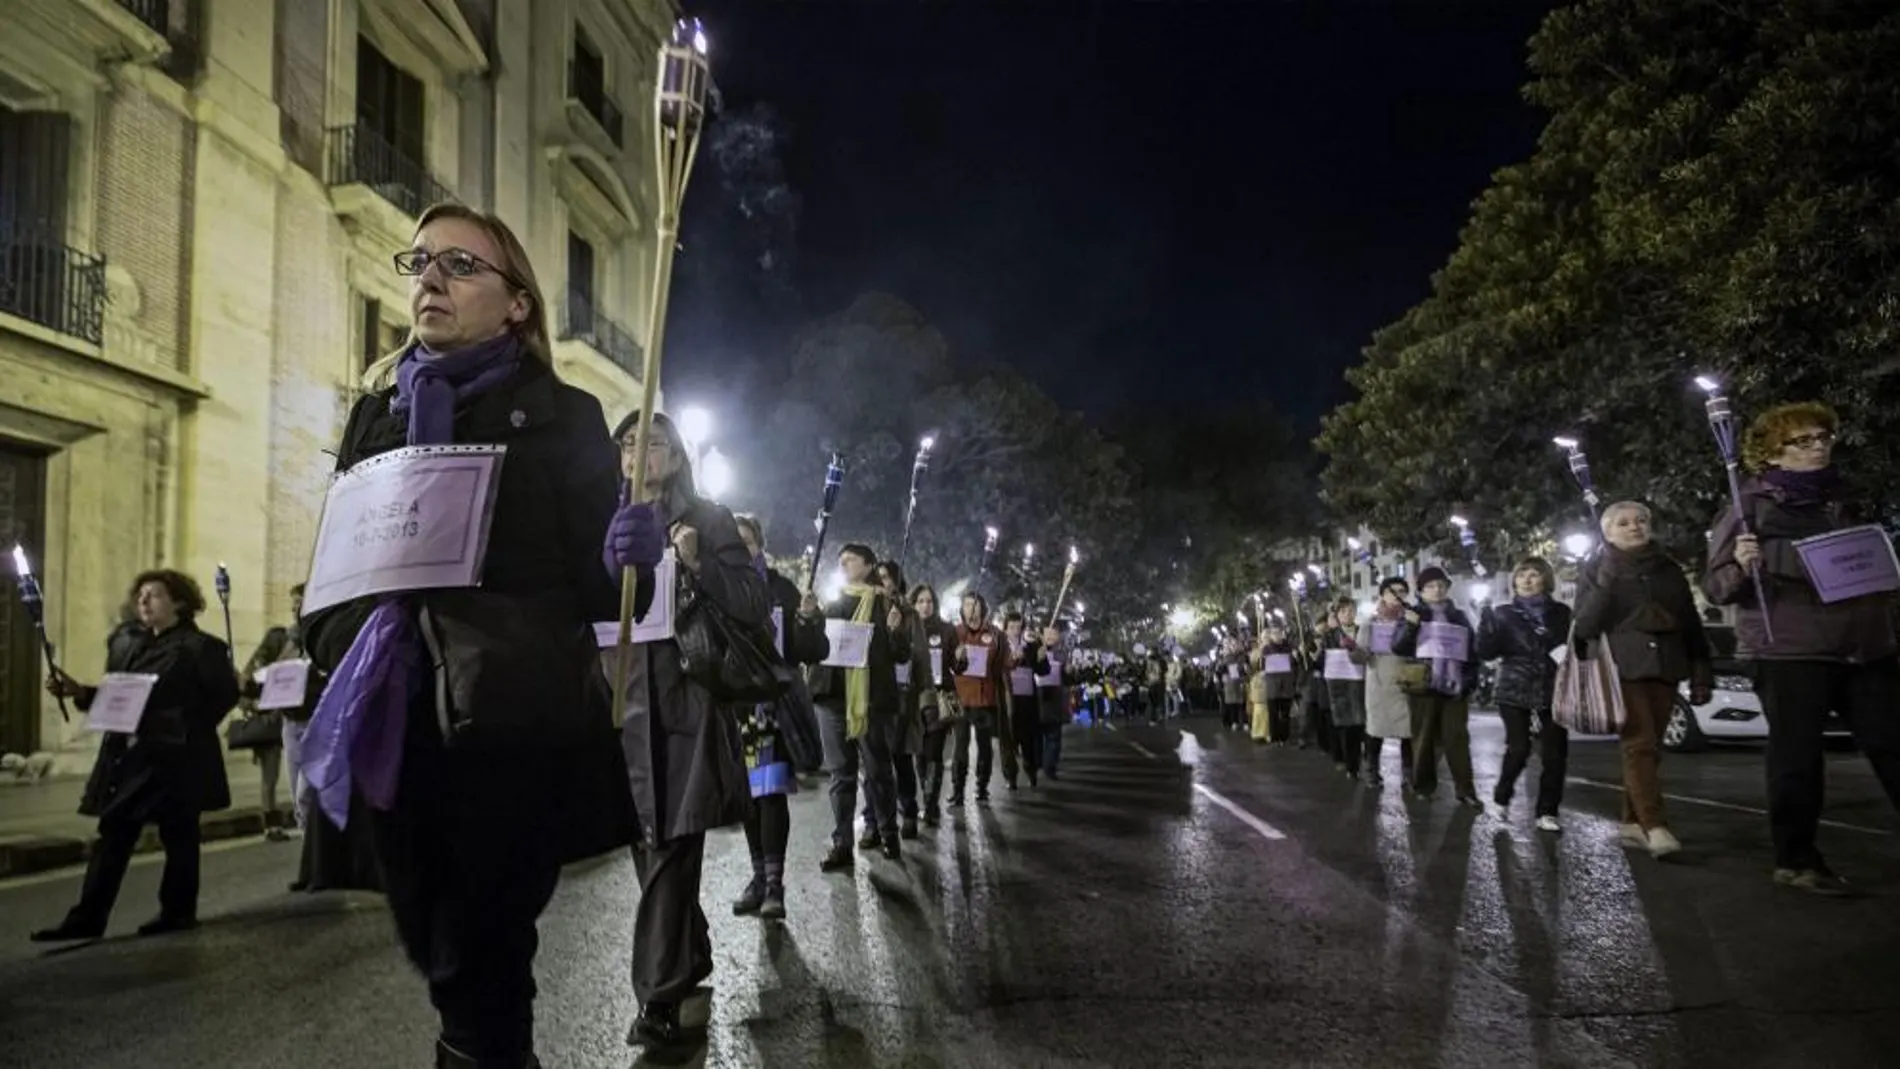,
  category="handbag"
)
[226,710,283,750]
[1551,635,1626,735]
[1395,660,1432,695]
[674,578,795,703]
